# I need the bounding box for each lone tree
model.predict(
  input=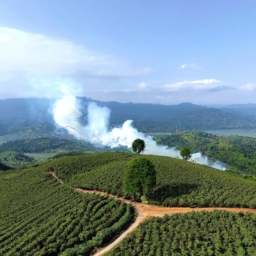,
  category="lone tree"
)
[180,147,191,160]
[123,157,156,201]
[132,138,145,155]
